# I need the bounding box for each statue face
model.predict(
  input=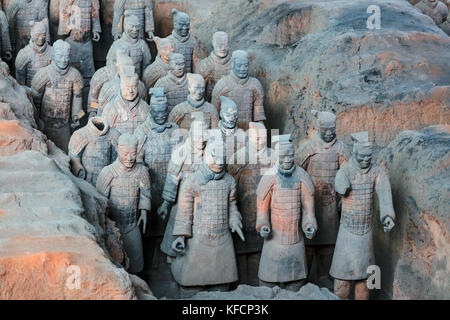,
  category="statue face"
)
[150,104,168,125]
[33,32,46,46]
[204,146,225,173]
[213,36,229,58]
[53,50,70,69]
[118,145,137,168]
[120,78,139,101]
[279,147,295,170]
[174,17,190,37]
[188,81,205,101]
[355,148,372,169]
[220,107,238,129]
[249,129,267,151]
[319,125,336,143]
[125,21,140,39]
[170,56,185,77]
[232,57,249,79]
